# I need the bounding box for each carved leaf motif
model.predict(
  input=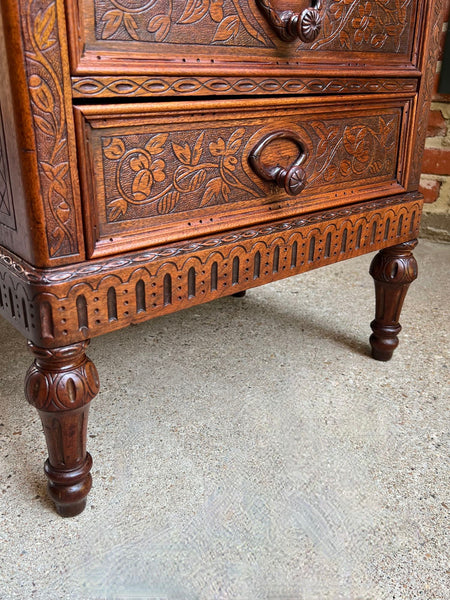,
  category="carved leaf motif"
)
[34,4,56,50]
[34,115,55,136]
[369,160,383,174]
[147,14,171,41]
[145,134,169,156]
[157,191,180,215]
[339,159,352,176]
[124,13,139,40]
[104,138,126,160]
[174,166,206,192]
[226,128,245,154]
[323,164,338,182]
[221,181,230,201]
[132,169,153,201]
[213,16,239,42]
[108,198,128,221]
[101,10,124,39]
[209,138,226,156]
[172,142,191,165]
[210,0,224,23]
[344,126,370,163]
[56,200,70,223]
[41,162,67,181]
[29,75,54,114]
[178,0,210,25]
[192,132,205,165]
[200,177,222,207]
[339,30,351,49]
[371,33,388,48]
